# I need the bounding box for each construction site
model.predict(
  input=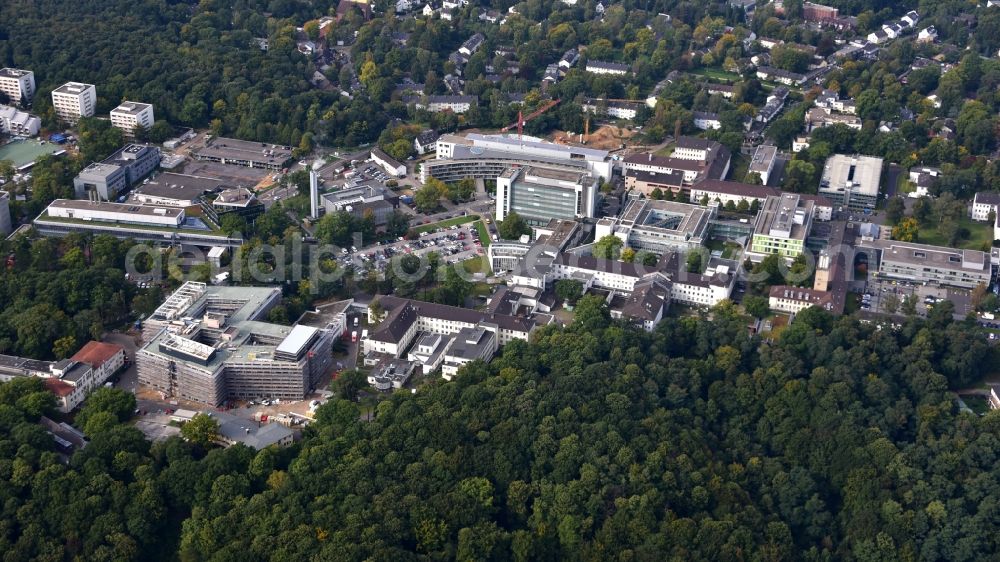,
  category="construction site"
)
[550,123,640,151]
[137,282,343,406]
